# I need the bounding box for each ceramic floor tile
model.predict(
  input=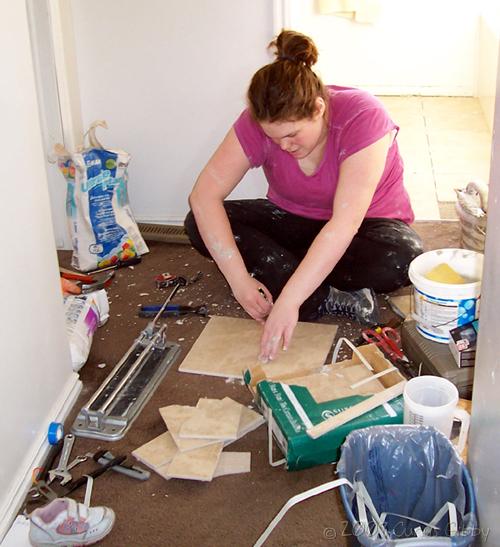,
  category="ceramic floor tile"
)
[434,173,483,202]
[422,96,483,112]
[427,128,492,151]
[398,133,429,151]
[400,152,434,176]
[131,431,178,469]
[404,169,435,191]
[411,198,440,220]
[153,461,173,481]
[213,452,251,478]
[376,96,492,221]
[397,128,429,149]
[159,404,221,452]
[435,160,491,183]
[388,295,412,318]
[404,172,440,220]
[436,188,459,203]
[378,96,422,109]
[393,112,426,130]
[426,114,489,133]
[428,130,492,175]
[178,316,337,379]
[429,140,492,167]
[435,172,488,201]
[235,405,265,439]
[179,397,243,440]
[378,96,425,126]
[422,97,490,132]
[381,108,427,142]
[425,112,489,134]
[165,442,224,481]
[437,202,459,220]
